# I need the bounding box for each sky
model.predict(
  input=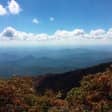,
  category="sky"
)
[0,0,112,45]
